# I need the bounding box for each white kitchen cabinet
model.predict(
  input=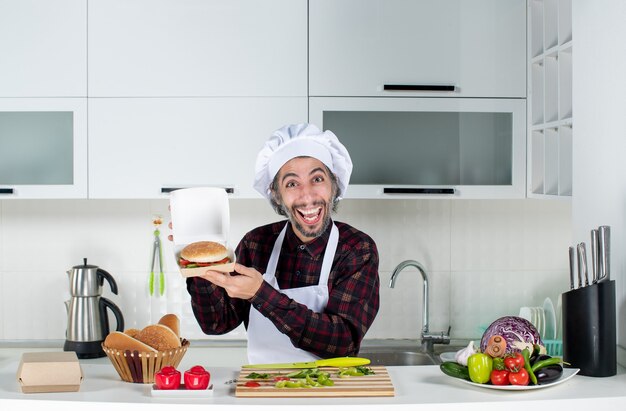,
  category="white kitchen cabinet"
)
[88,97,307,199]
[0,0,87,97]
[0,98,88,198]
[528,0,573,198]
[310,97,527,199]
[88,0,307,97]
[309,0,526,98]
